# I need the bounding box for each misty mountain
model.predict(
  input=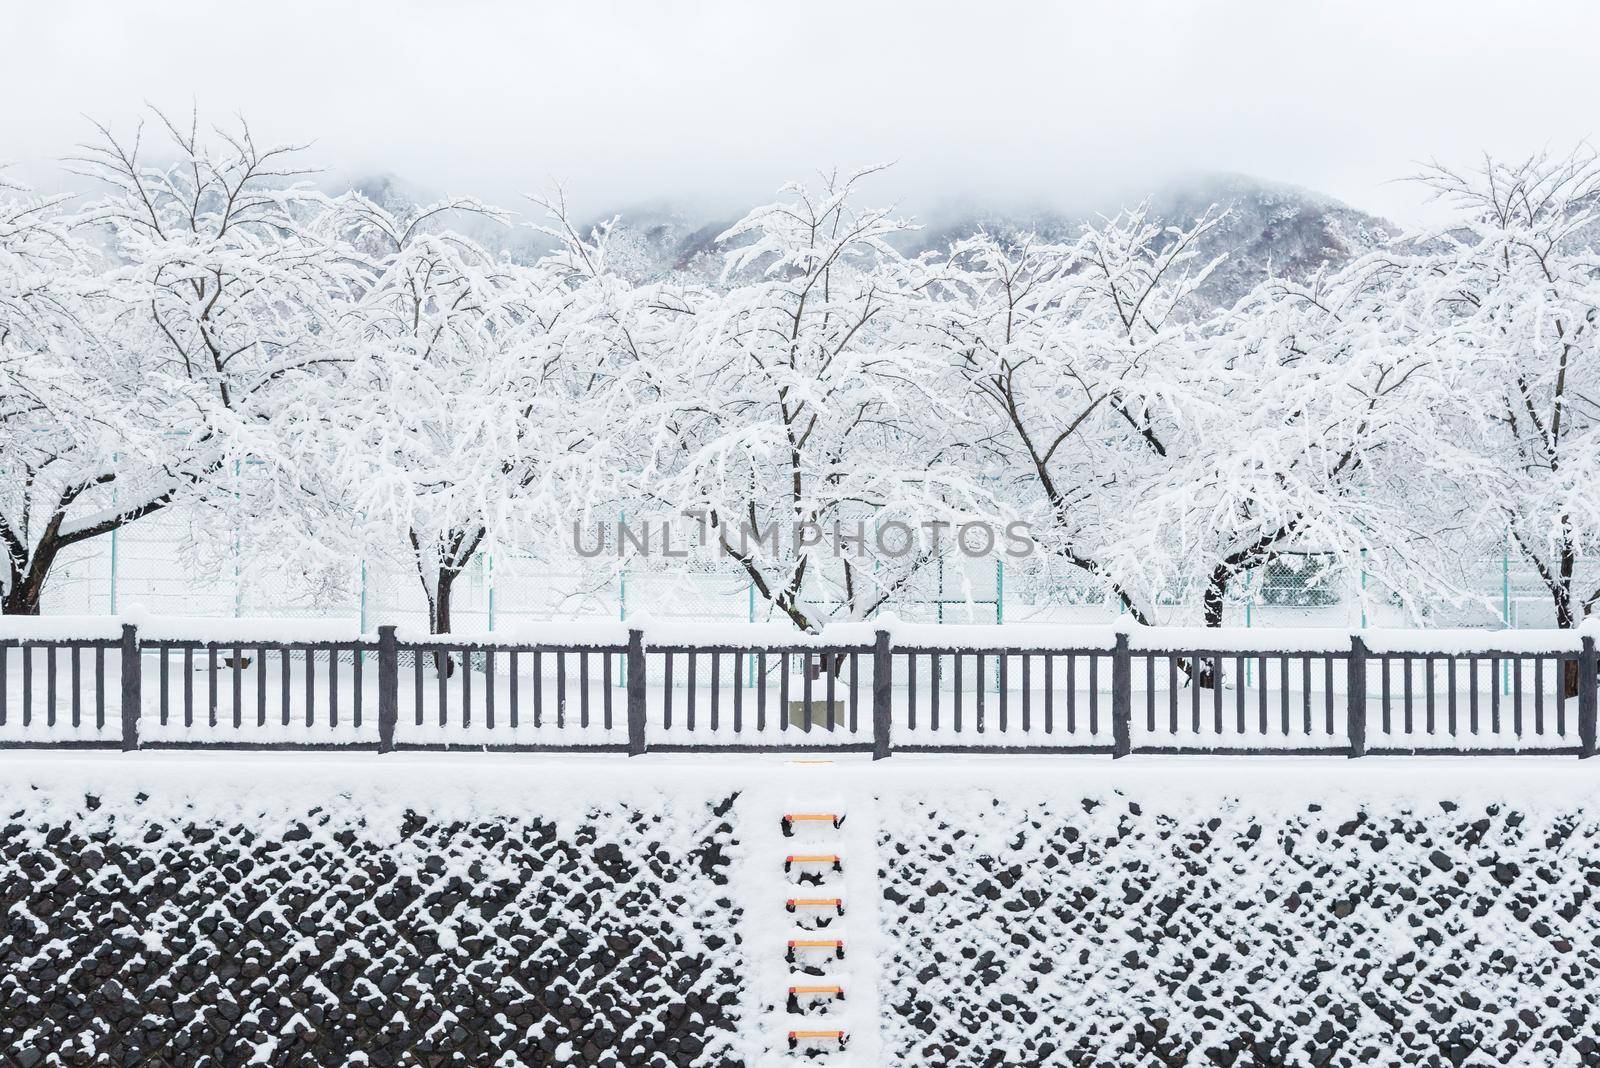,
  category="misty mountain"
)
[334,172,1398,309]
